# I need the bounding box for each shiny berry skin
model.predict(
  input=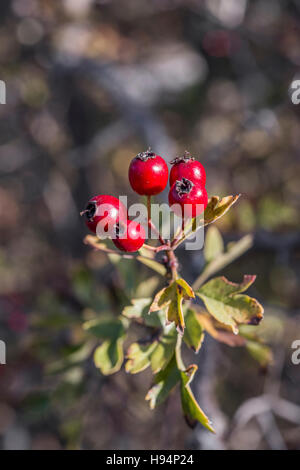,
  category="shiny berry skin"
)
[129,149,168,196]
[81,195,127,234]
[169,152,206,187]
[168,177,208,218]
[113,220,146,252]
